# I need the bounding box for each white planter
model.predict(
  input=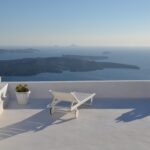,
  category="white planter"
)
[16,91,31,105]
